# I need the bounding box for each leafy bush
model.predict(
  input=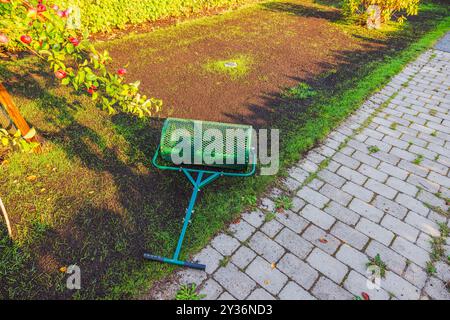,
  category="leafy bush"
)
[0,129,37,152]
[0,0,162,118]
[343,0,420,24]
[52,0,258,33]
